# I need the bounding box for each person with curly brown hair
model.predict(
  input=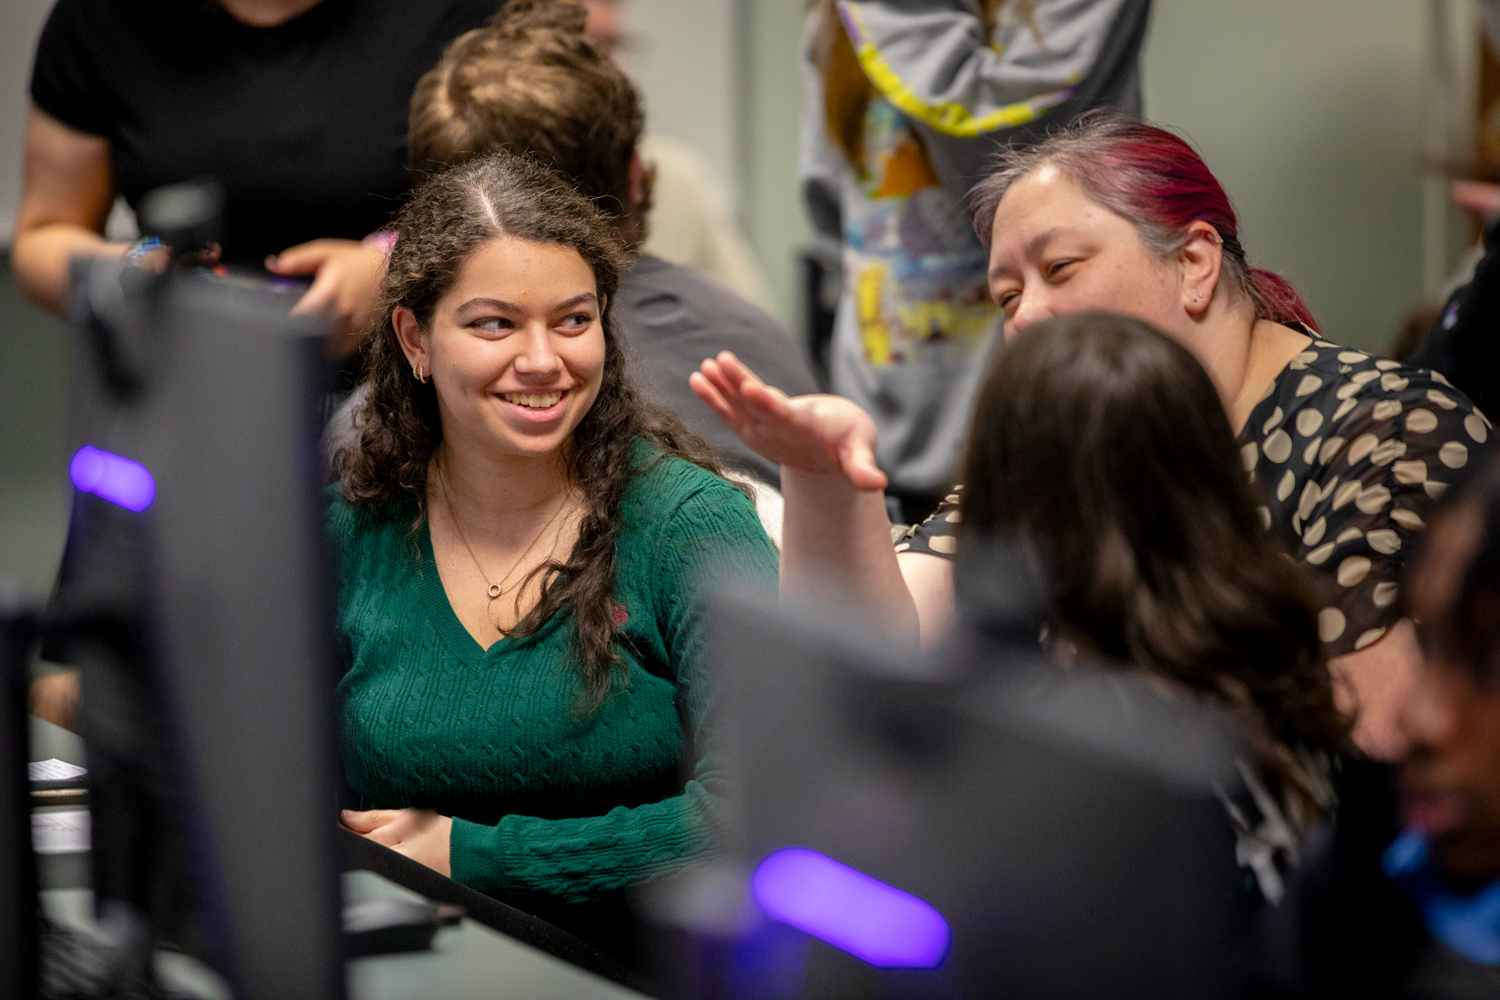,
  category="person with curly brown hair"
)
[330,152,776,943]
[400,0,820,490]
